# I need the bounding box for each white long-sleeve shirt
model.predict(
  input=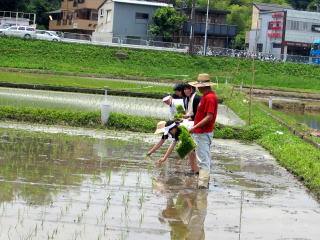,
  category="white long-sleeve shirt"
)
[168,99,184,120]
